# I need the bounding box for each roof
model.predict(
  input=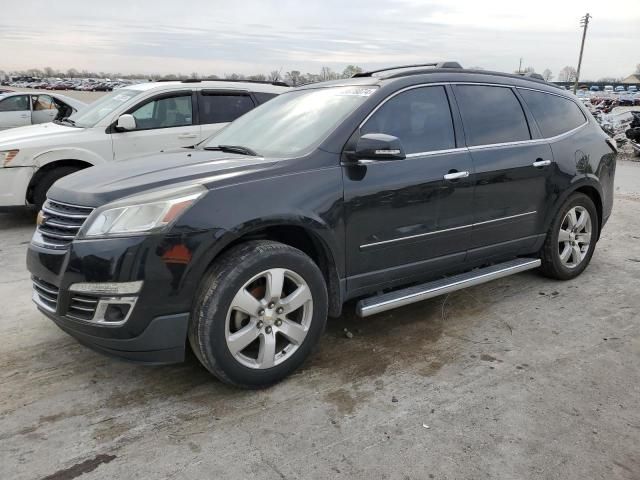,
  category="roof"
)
[622,74,640,84]
[294,67,562,94]
[126,80,289,94]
